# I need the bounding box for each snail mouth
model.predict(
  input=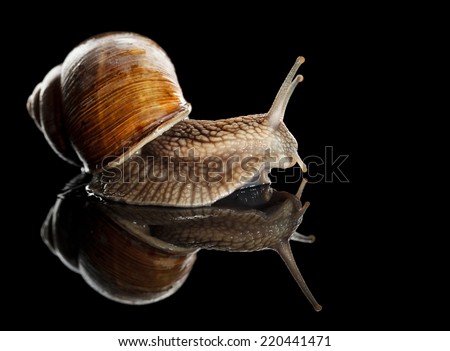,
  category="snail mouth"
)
[248,151,307,188]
